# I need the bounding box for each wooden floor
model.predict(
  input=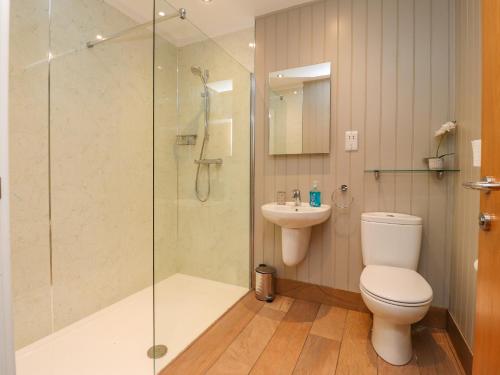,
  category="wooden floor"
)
[160,292,465,375]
